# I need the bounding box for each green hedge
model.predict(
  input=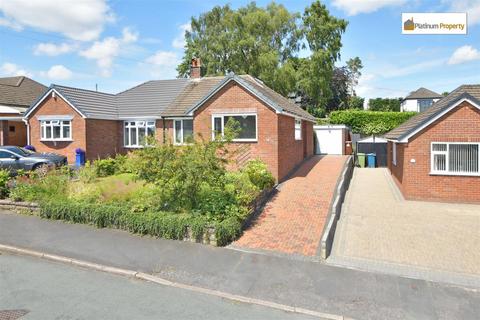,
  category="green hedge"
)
[40,200,242,246]
[329,110,416,133]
